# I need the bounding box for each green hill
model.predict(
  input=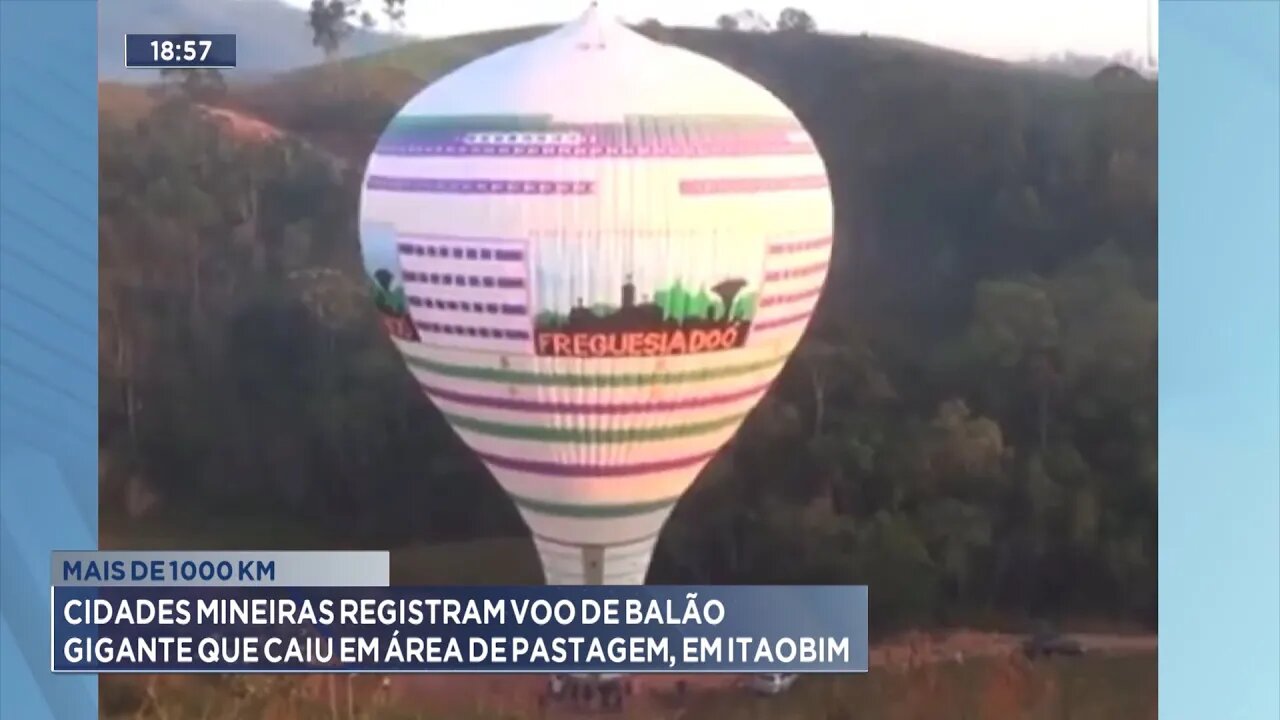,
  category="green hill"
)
[228,24,1130,170]
[223,26,547,159]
